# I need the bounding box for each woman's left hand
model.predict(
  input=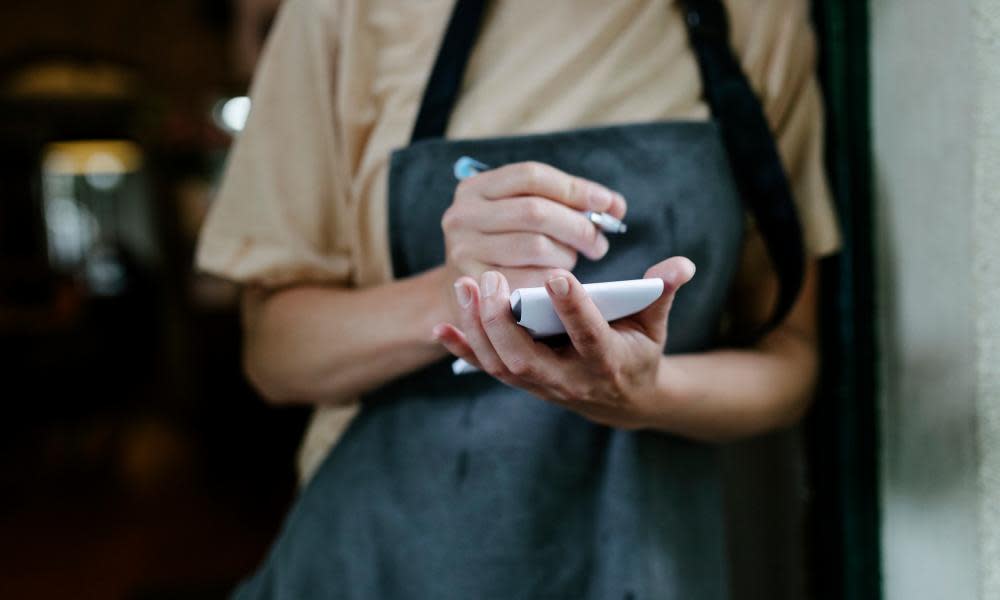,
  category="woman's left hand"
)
[432,257,696,429]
